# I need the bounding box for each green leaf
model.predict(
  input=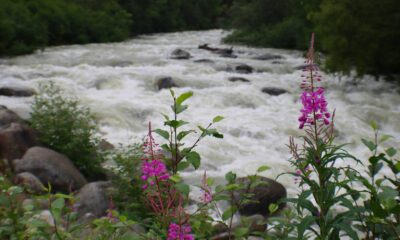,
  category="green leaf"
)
[225,171,236,182]
[177,161,190,171]
[380,134,393,143]
[51,198,65,210]
[161,143,171,152]
[212,115,224,123]
[257,165,271,173]
[176,91,193,105]
[370,121,378,131]
[385,147,397,157]
[169,89,175,98]
[173,104,188,114]
[206,178,214,186]
[175,183,190,197]
[165,120,188,129]
[225,183,241,191]
[268,203,279,213]
[170,174,181,183]
[186,151,201,169]
[213,194,230,201]
[222,206,237,221]
[154,129,169,140]
[212,132,224,138]
[297,215,315,238]
[177,130,195,141]
[234,227,248,238]
[362,139,377,152]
